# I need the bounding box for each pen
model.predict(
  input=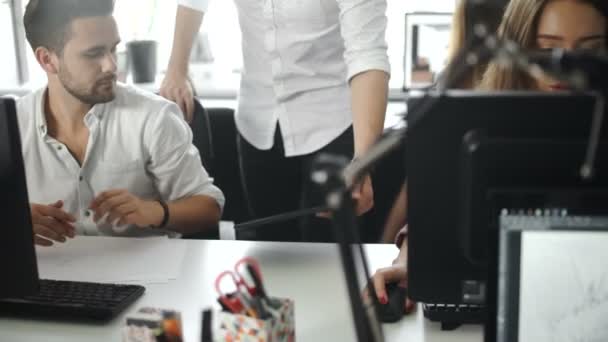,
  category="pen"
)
[201,309,213,342]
